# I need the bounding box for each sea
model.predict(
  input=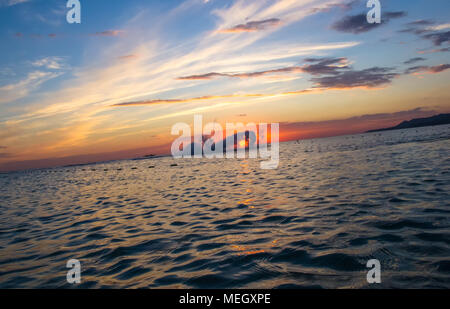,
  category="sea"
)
[0,124,449,288]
